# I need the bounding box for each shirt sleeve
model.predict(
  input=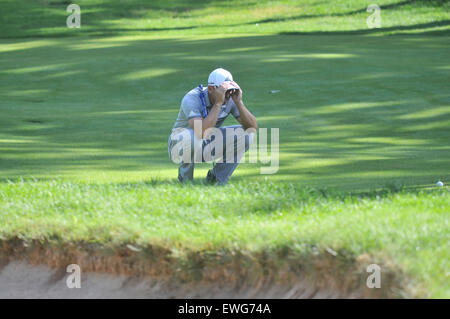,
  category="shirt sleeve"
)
[181,95,203,120]
[230,101,240,119]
